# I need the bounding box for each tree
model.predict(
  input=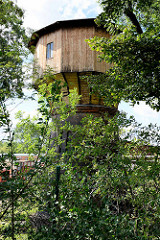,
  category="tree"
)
[88,0,160,110]
[0,0,29,128]
[0,0,29,99]
[0,141,9,153]
[0,112,41,154]
[0,73,59,239]
[13,111,42,154]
